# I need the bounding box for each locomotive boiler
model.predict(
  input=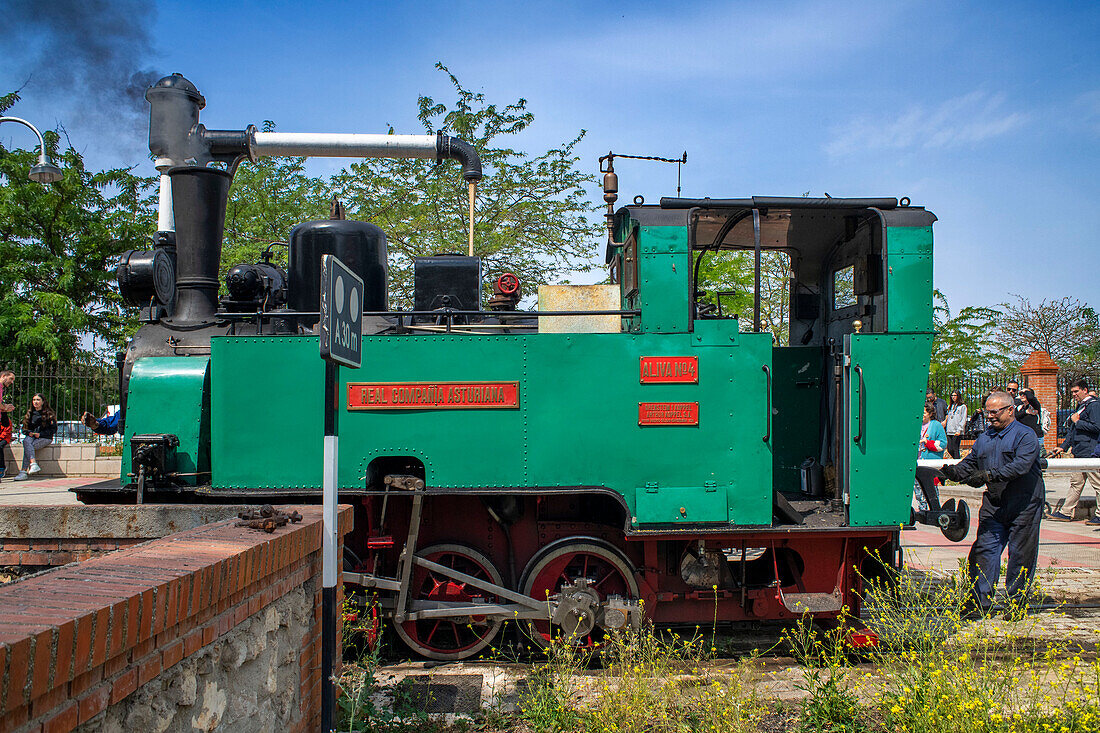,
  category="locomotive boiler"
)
[89,74,964,660]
